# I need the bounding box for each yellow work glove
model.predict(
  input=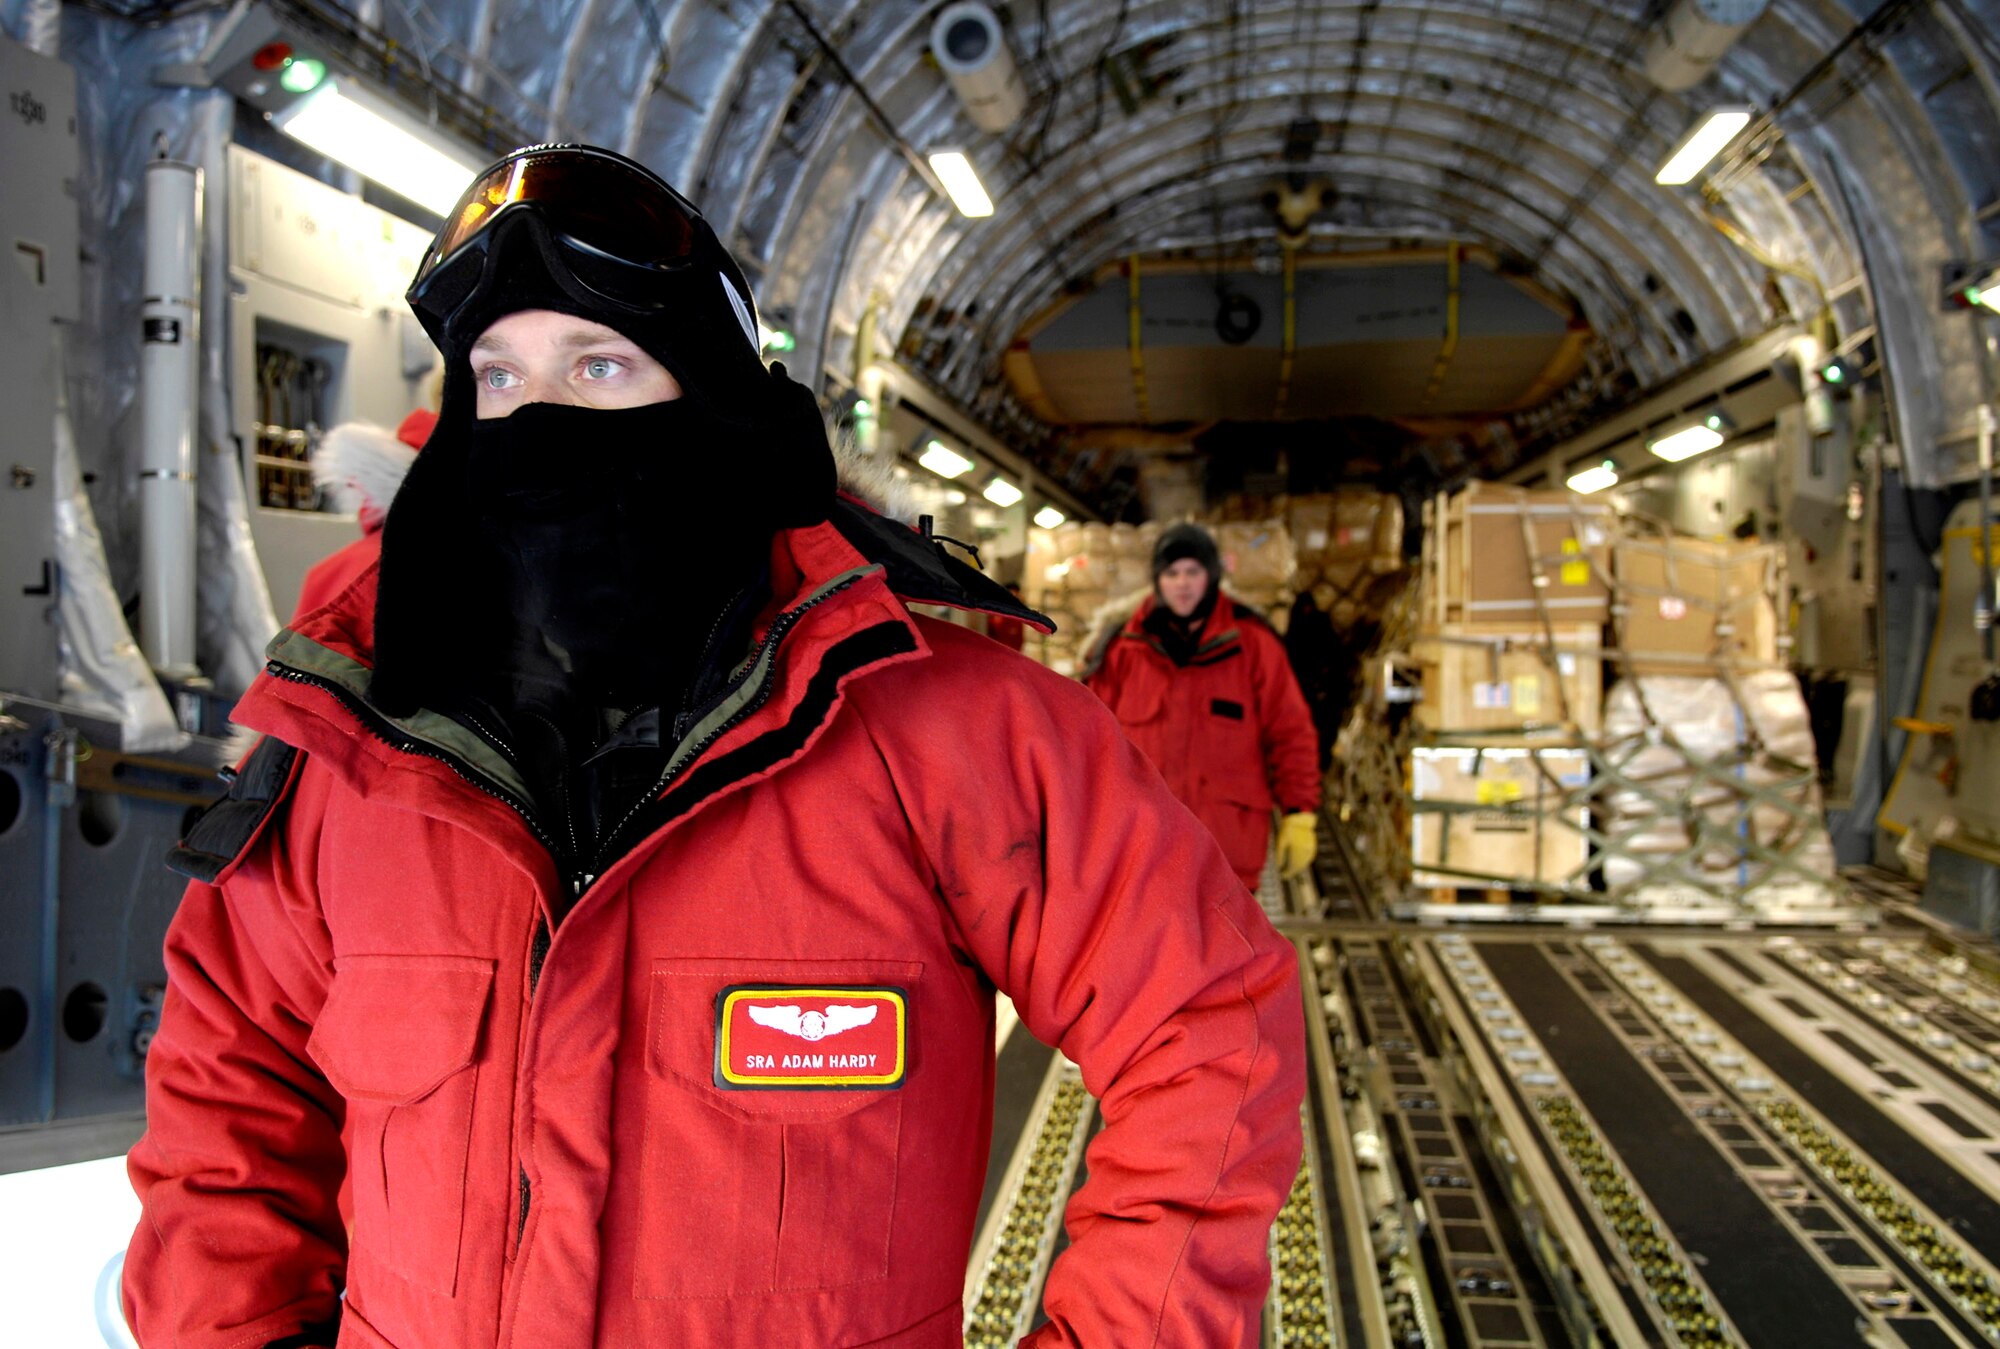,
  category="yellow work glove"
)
[1276,811,1319,879]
